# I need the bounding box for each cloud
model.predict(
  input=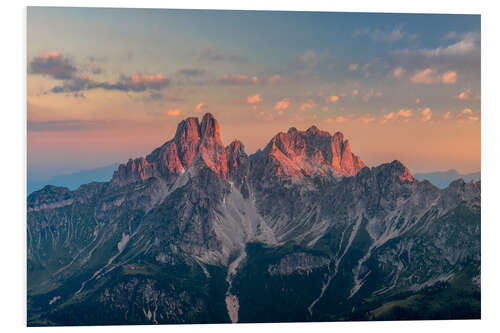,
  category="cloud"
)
[381,112,396,124]
[177,68,206,77]
[348,64,359,71]
[455,89,480,101]
[422,33,478,57]
[27,119,107,132]
[394,33,479,63]
[458,108,480,122]
[274,98,291,110]
[410,68,457,85]
[443,111,451,120]
[218,74,259,85]
[351,89,359,97]
[397,108,412,118]
[441,71,457,84]
[456,89,472,100]
[353,26,405,42]
[300,100,317,111]
[410,68,441,84]
[421,108,432,122]
[51,73,169,93]
[167,109,182,116]
[194,103,206,113]
[247,94,263,104]
[336,116,348,123]
[328,95,339,103]
[392,66,406,78]
[29,52,77,79]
